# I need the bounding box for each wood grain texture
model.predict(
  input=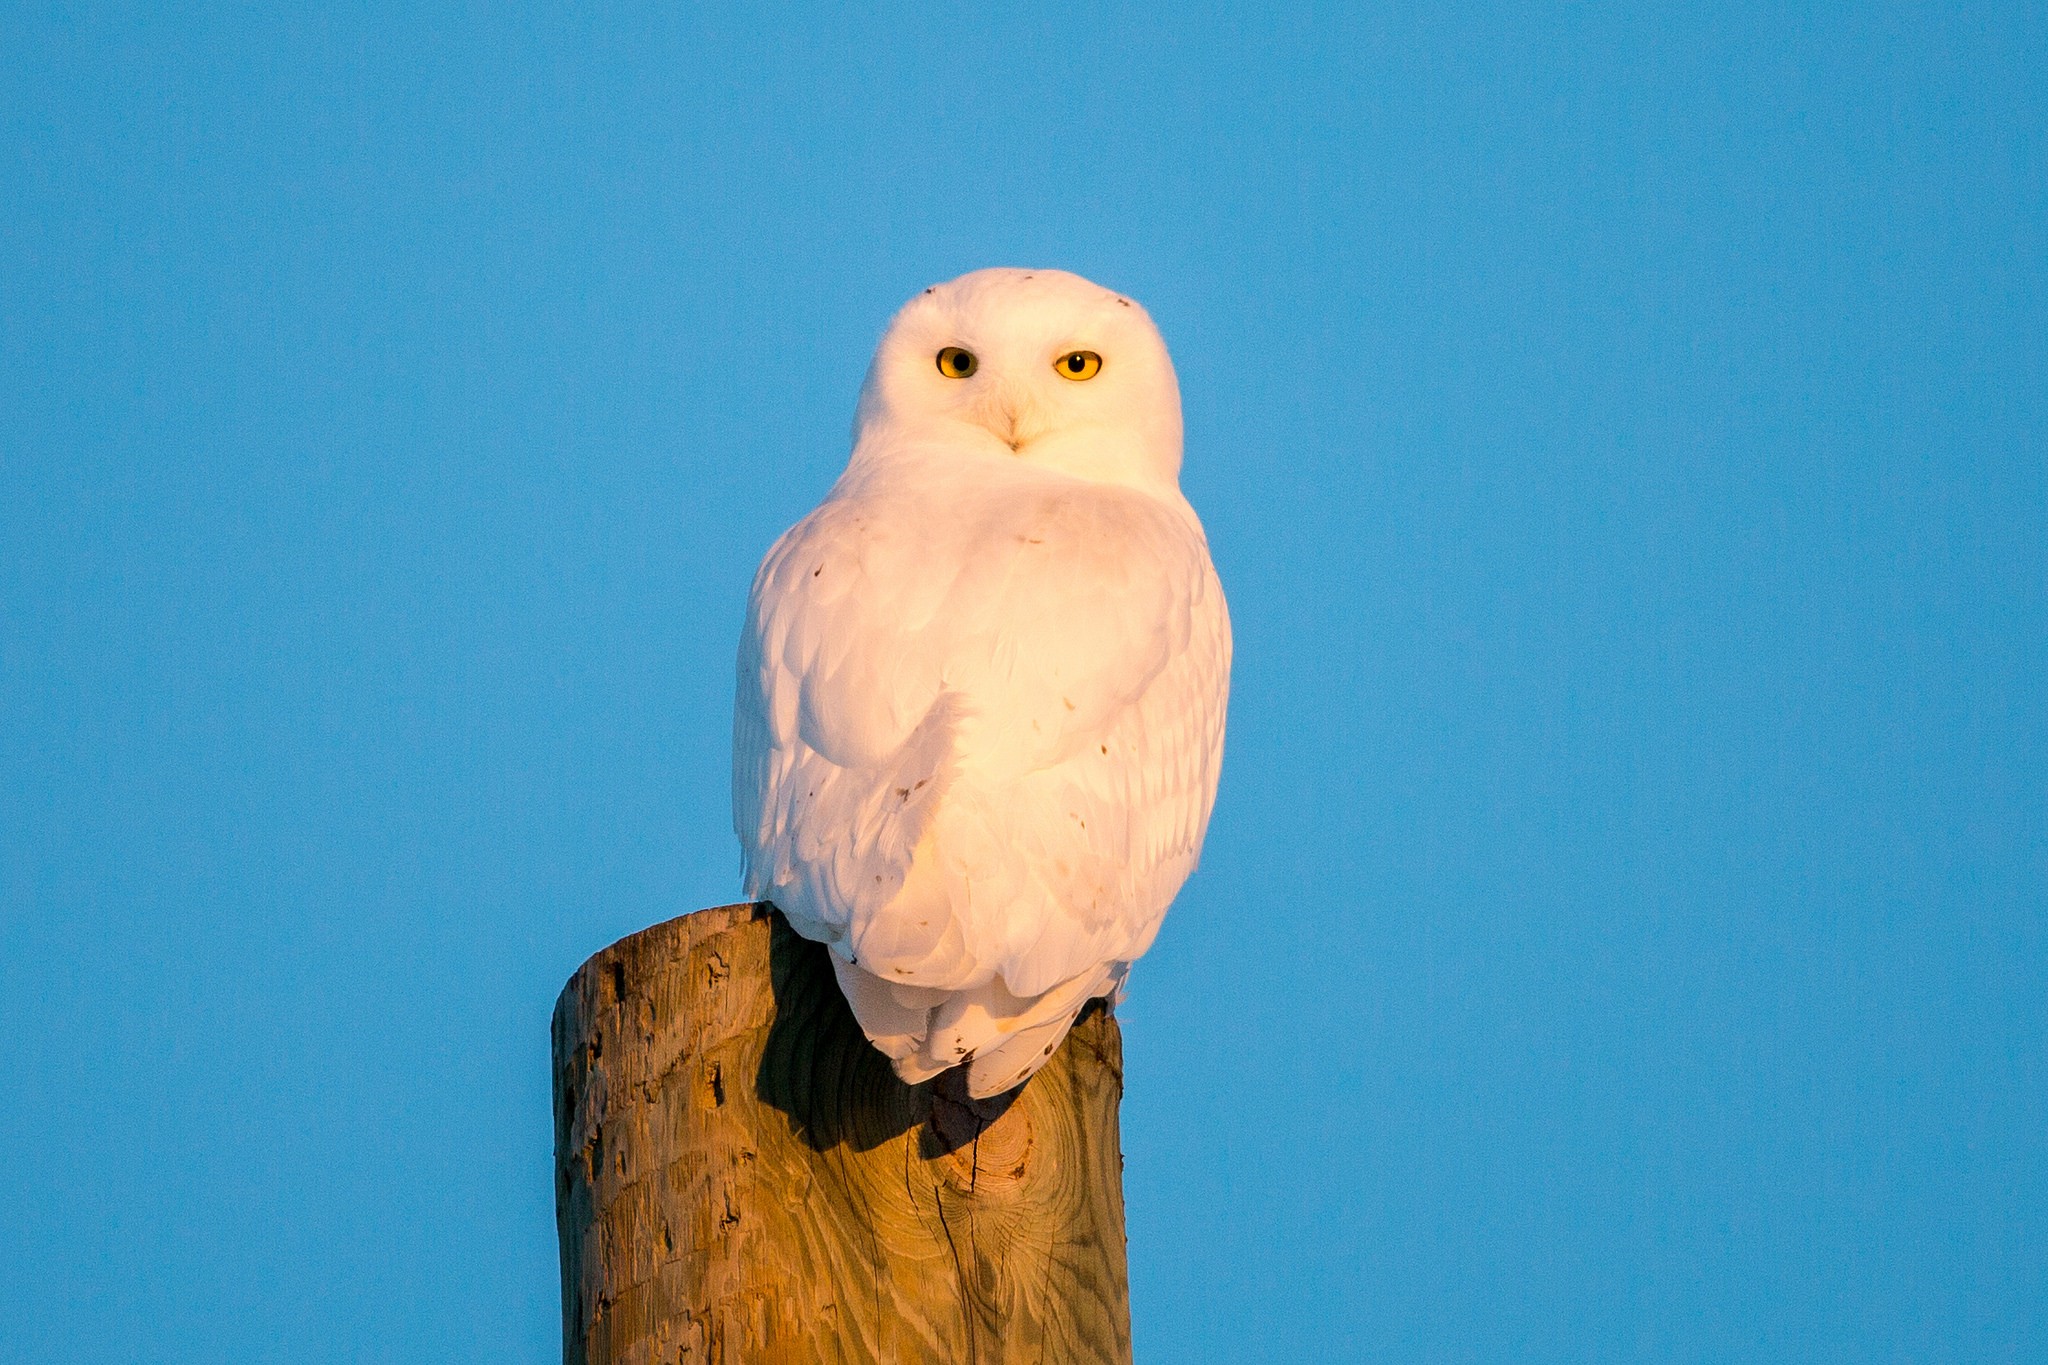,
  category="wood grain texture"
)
[552,903,1132,1364]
